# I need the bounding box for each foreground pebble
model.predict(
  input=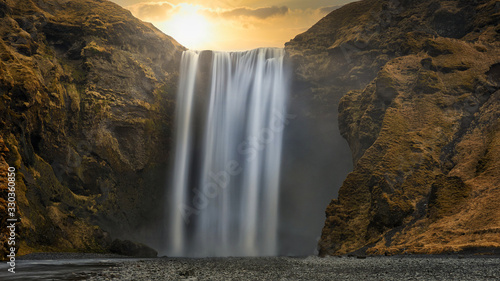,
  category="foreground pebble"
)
[79,256,500,281]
